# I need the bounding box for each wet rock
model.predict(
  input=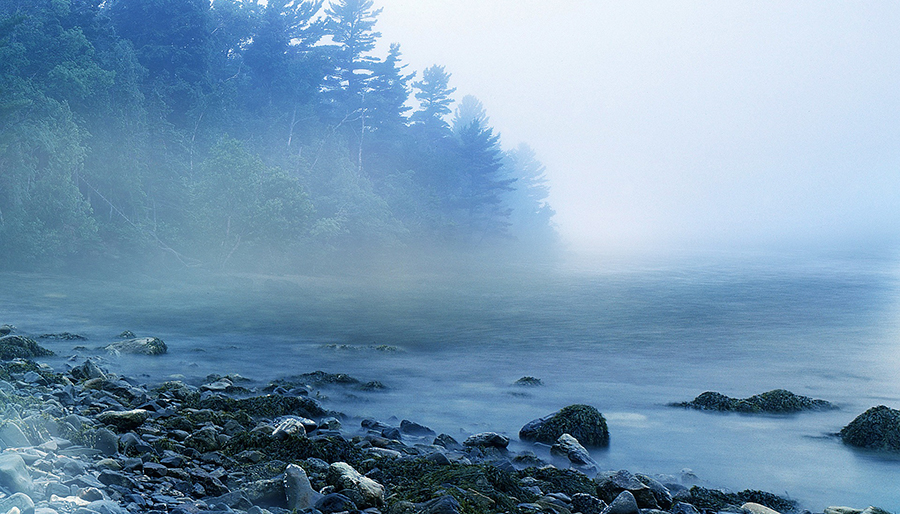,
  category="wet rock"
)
[520,404,609,447]
[840,405,900,451]
[606,490,640,514]
[90,428,119,456]
[315,493,357,514]
[673,389,836,413]
[96,410,150,432]
[635,474,673,510]
[38,332,87,341]
[514,376,544,387]
[685,486,797,513]
[399,419,435,436]
[0,325,11,336]
[184,426,220,453]
[0,453,32,495]
[595,470,659,509]
[463,432,510,449]
[417,495,461,514]
[0,336,54,360]
[103,337,167,356]
[550,433,597,468]
[742,502,782,514]
[670,501,701,514]
[98,470,137,490]
[571,493,607,514]
[198,394,327,419]
[0,422,32,448]
[284,463,322,511]
[0,492,34,514]
[433,434,461,449]
[272,417,309,439]
[326,461,384,508]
